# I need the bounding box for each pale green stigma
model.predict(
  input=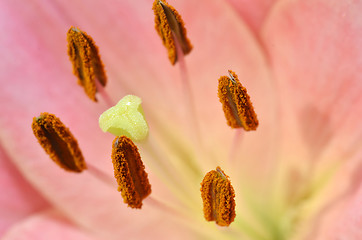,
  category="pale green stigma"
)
[99,95,149,142]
